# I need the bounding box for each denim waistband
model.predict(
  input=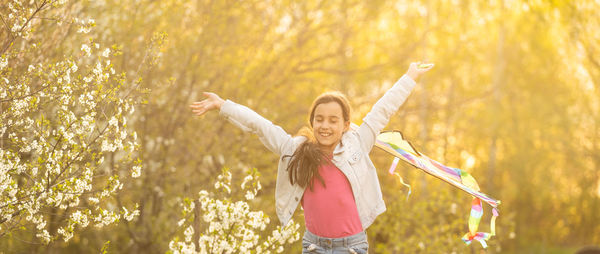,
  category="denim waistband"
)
[303,230,367,248]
